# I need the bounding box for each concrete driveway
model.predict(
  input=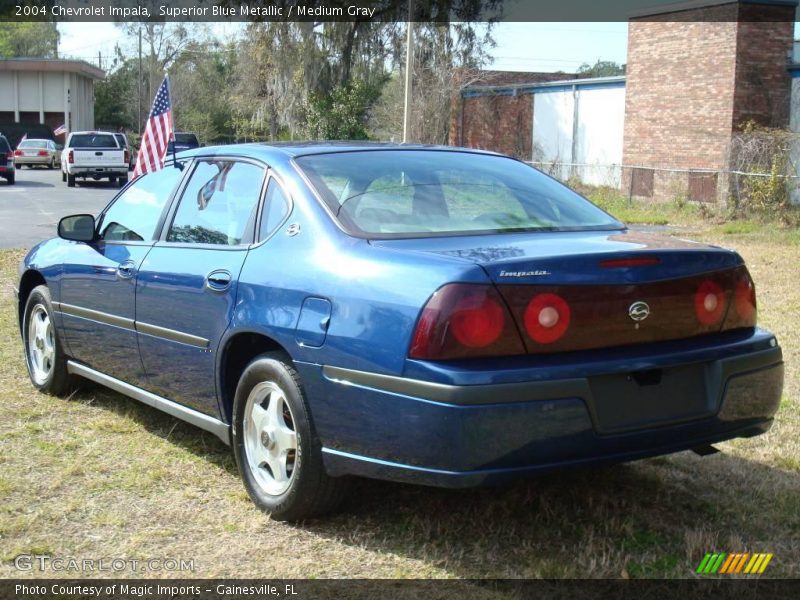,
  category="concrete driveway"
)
[0,167,119,249]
